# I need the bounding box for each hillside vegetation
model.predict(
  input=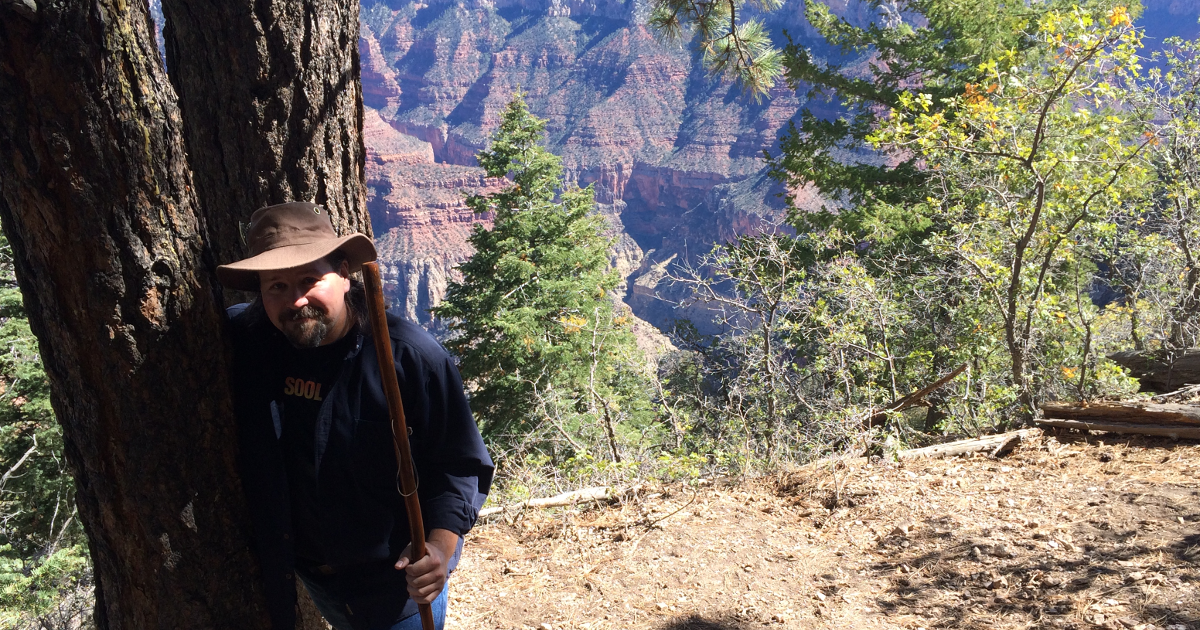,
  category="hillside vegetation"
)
[3,0,1200,627]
